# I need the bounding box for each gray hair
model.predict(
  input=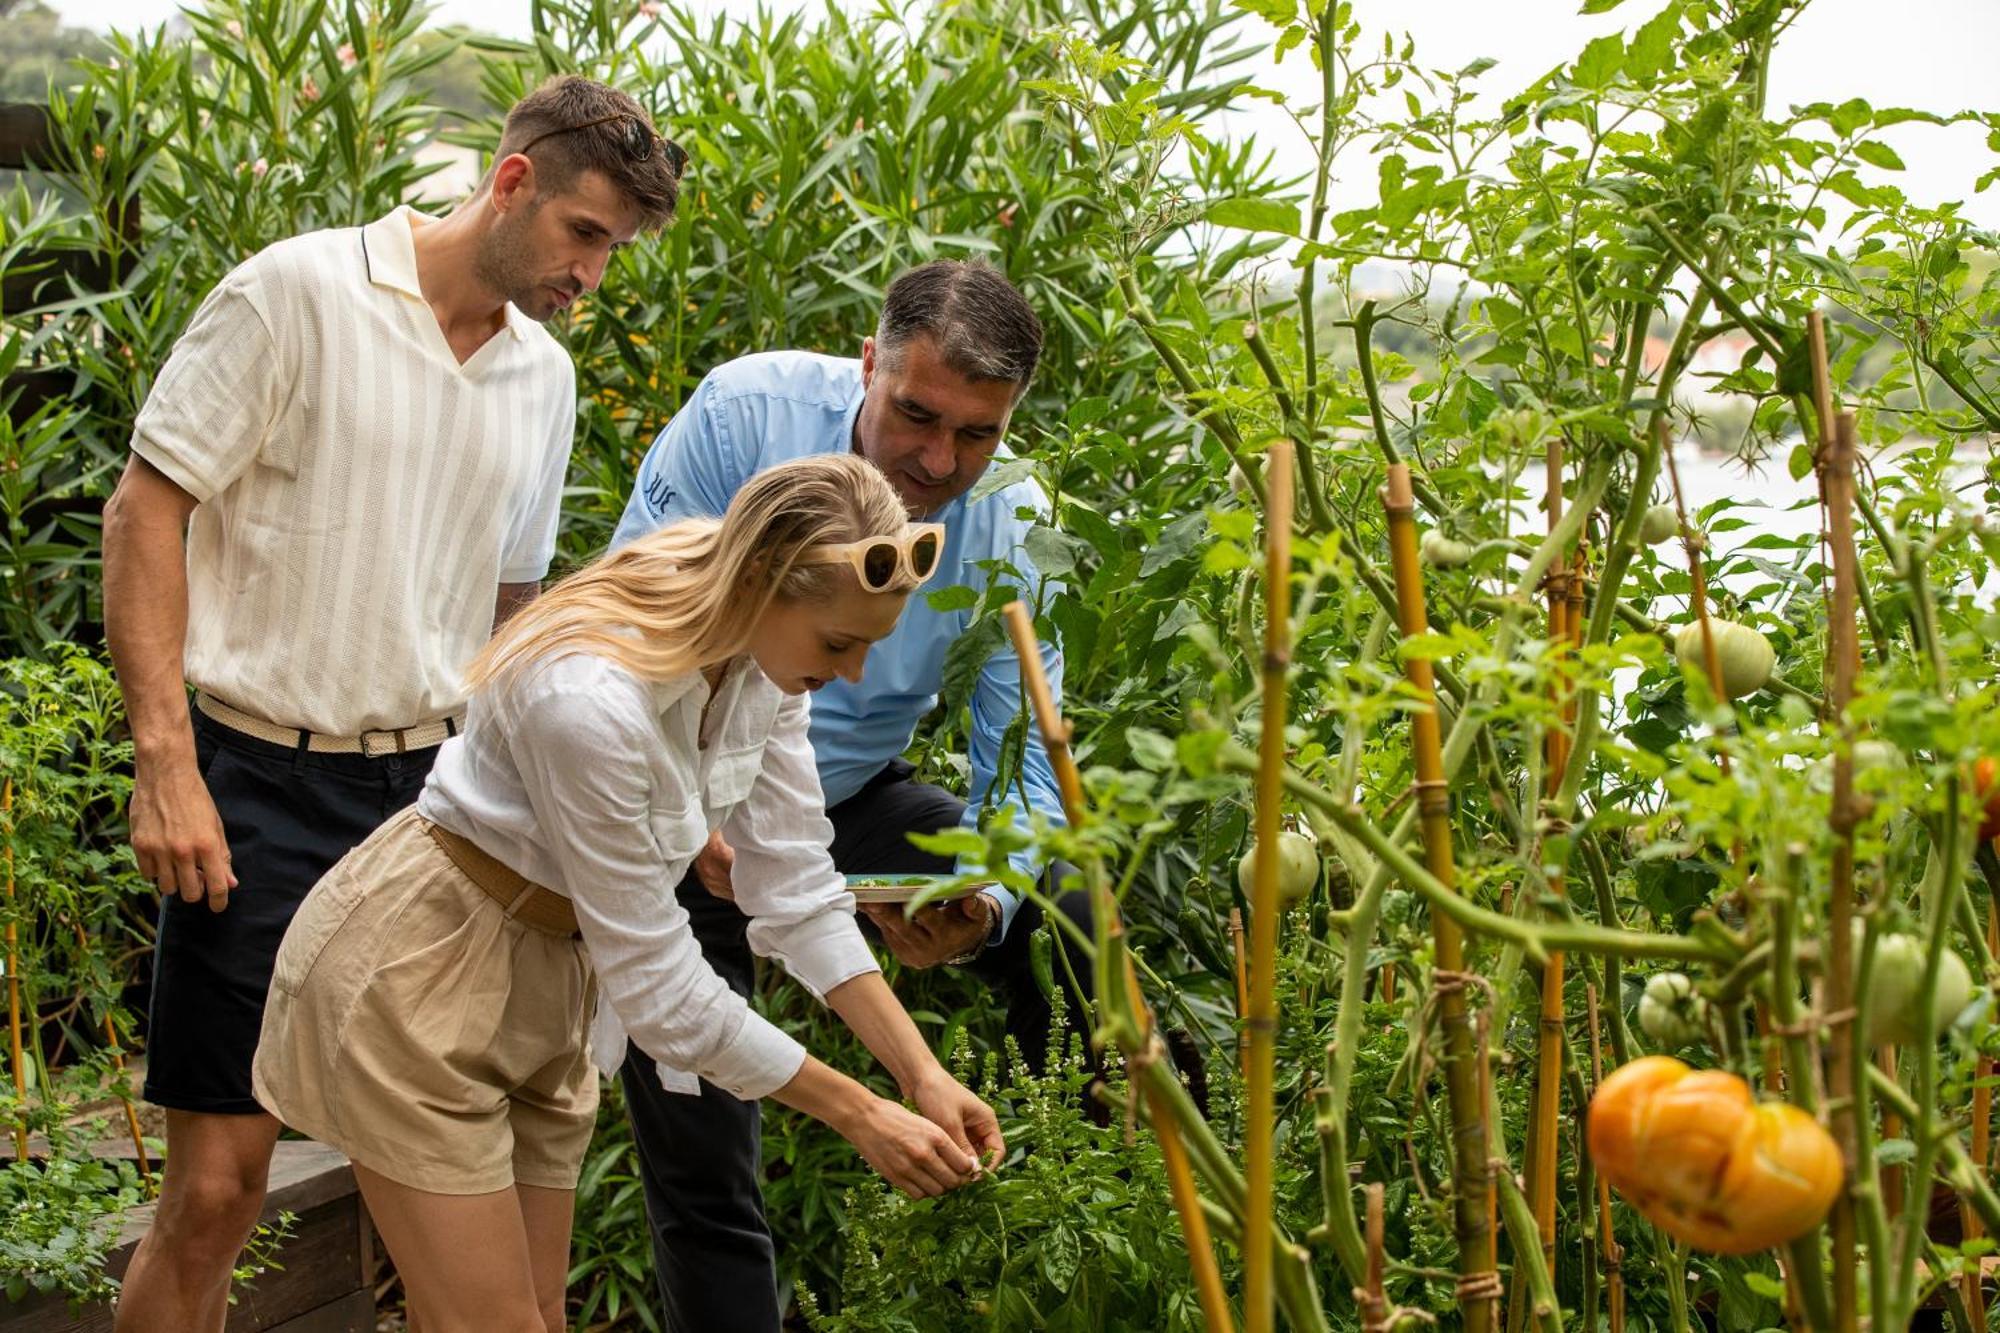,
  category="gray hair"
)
[874,260,1043,390]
